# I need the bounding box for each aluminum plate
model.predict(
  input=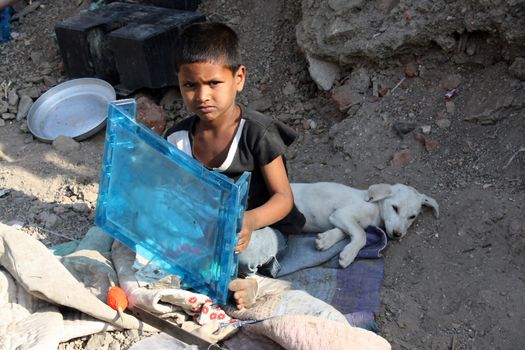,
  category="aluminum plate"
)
[27,78,116,142]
